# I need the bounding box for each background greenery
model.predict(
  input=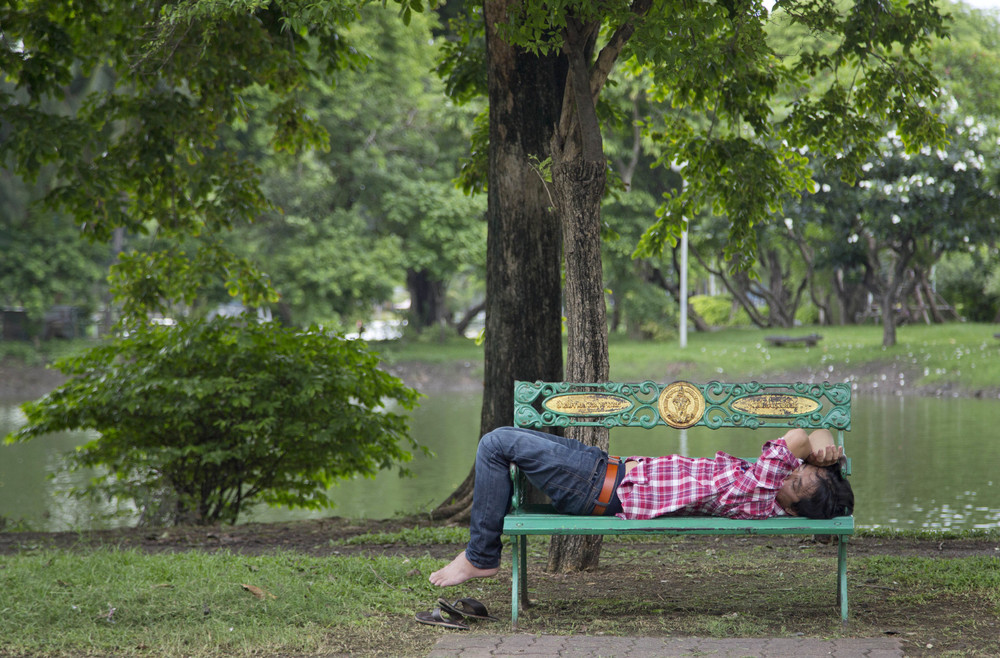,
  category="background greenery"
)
[2,0,998,342]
